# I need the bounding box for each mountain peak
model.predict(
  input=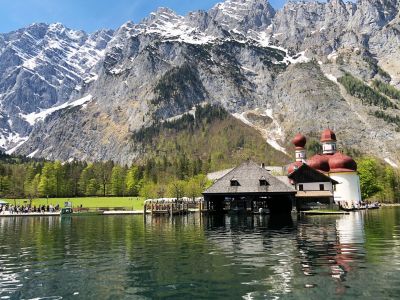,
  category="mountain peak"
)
[144,7,182,24]
[211,0,275,32]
